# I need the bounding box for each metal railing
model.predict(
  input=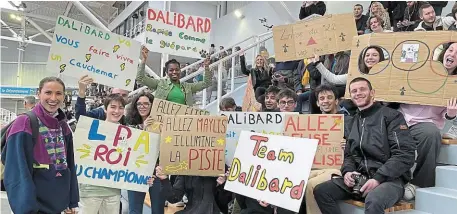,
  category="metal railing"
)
[0,107,17,127]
